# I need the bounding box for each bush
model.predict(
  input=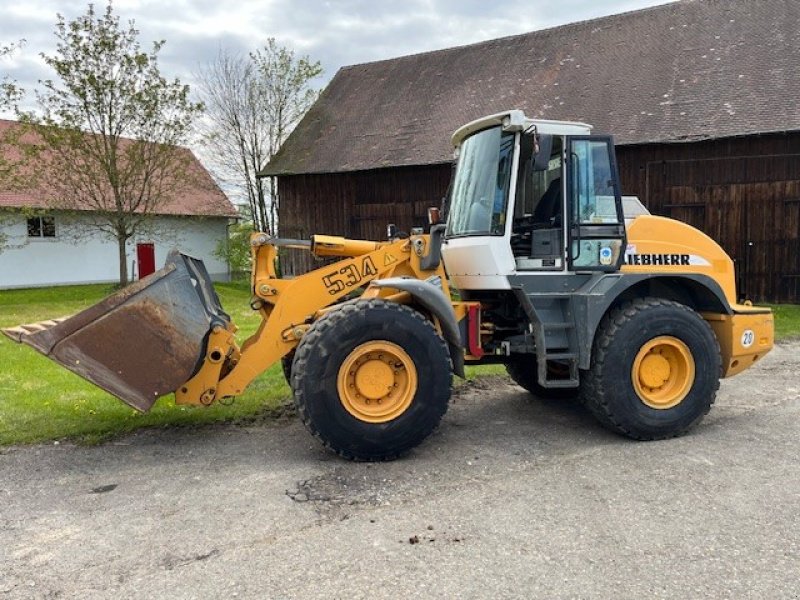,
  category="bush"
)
[215,220,253,275]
